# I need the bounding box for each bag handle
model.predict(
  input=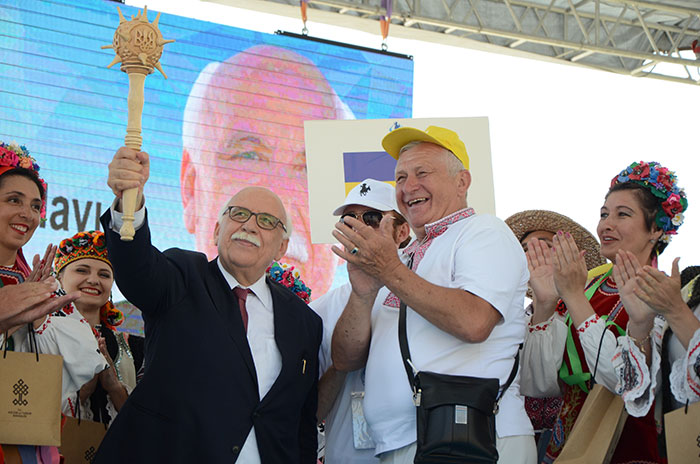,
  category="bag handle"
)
[75,390,83,424]
[73,391,108,428]
[397,253,520,409]
[1,331,8,358]
[1,324,40,362]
